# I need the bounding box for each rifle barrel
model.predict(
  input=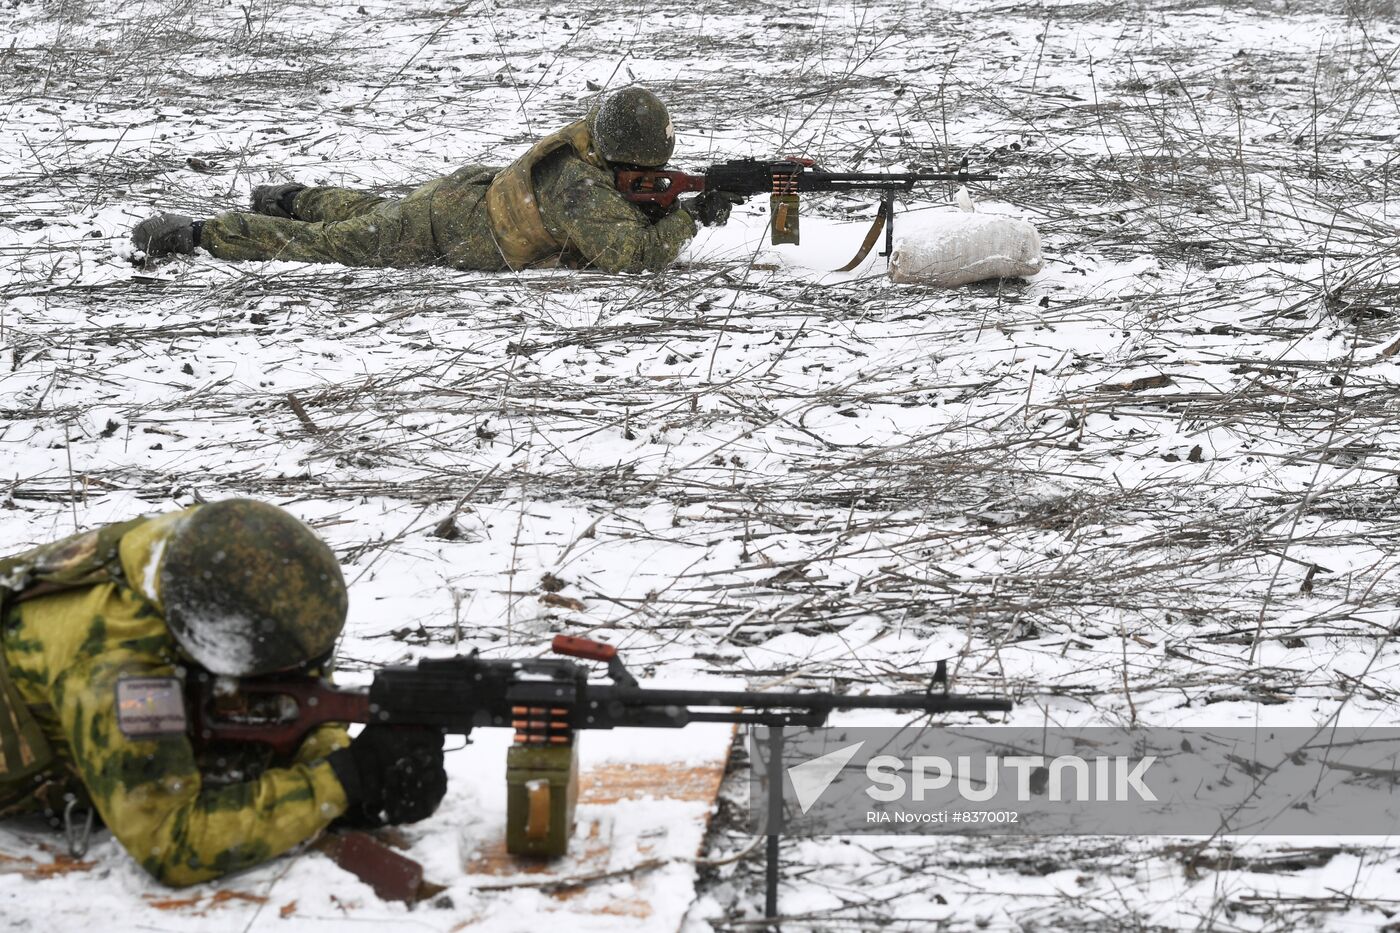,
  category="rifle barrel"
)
[813,172,997,182]
[803,172,998,193]
[606,686,1011,713]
